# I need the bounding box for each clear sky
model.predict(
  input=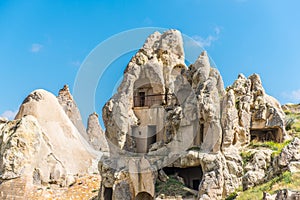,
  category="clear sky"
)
[1,0,300,126]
